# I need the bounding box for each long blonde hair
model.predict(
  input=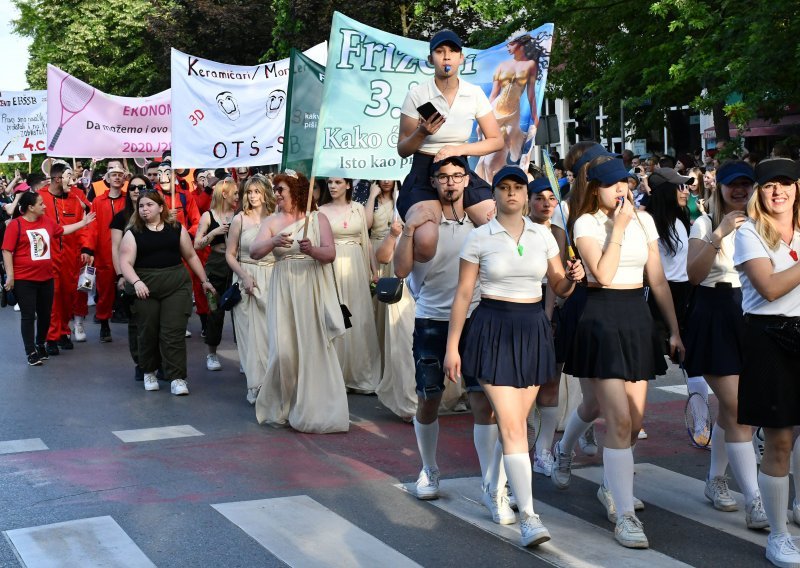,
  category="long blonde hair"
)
[746,180,800,250]
[210,179,237,212]
[242,174,276,216]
